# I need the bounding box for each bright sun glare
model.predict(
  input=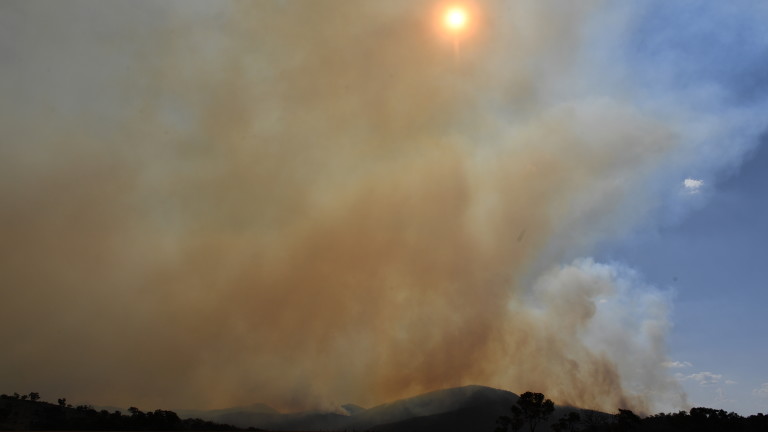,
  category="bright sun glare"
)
[444,7,468,31]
